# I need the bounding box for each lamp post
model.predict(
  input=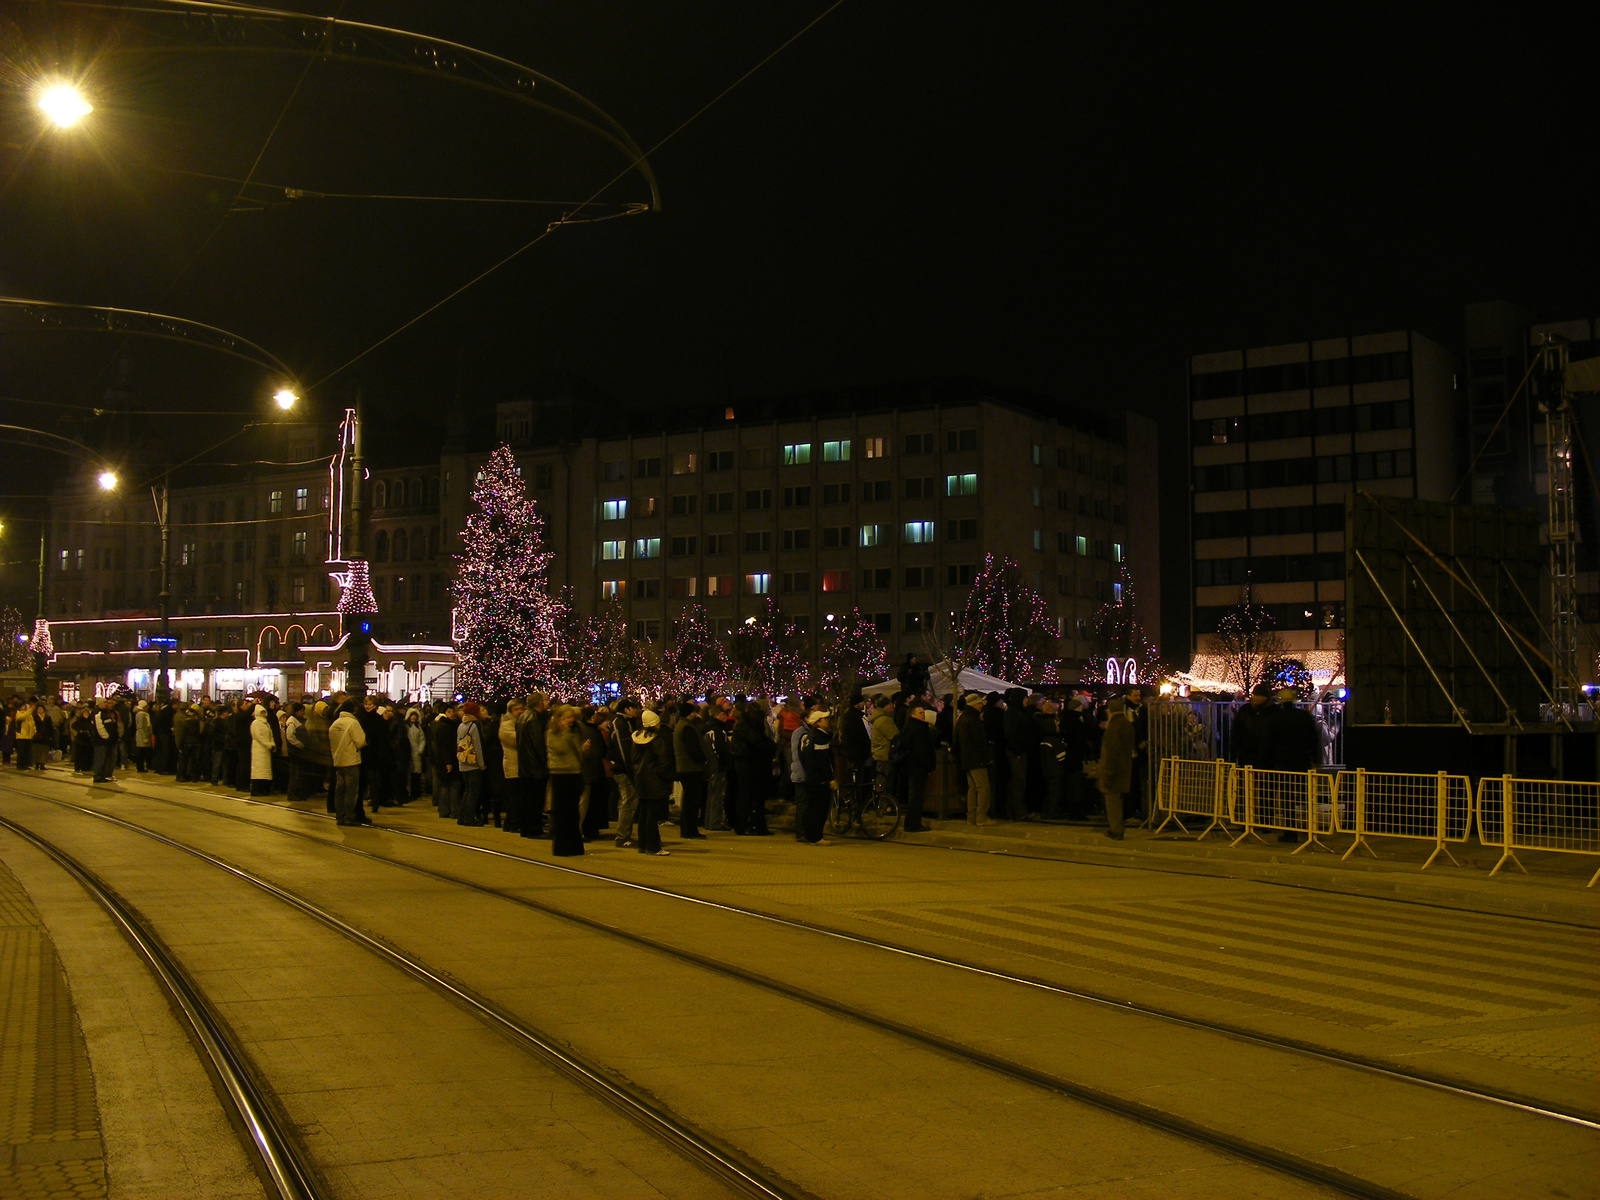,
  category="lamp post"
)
[339,385,374,701]
[151,475,175,704]
[33,531,49,696]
